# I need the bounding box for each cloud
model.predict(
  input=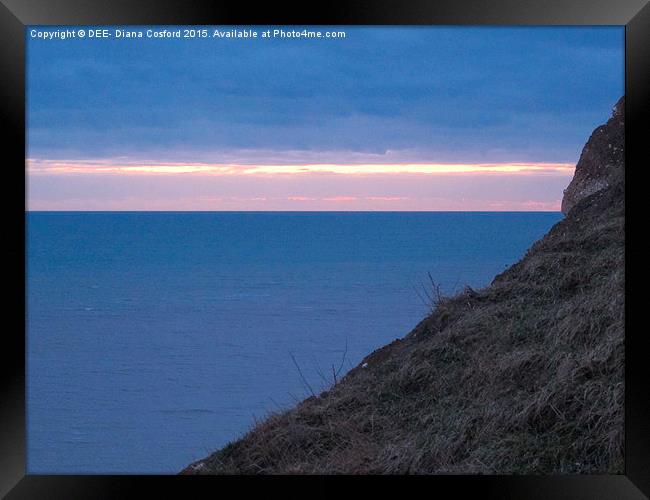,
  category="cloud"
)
[27,26,623,164]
